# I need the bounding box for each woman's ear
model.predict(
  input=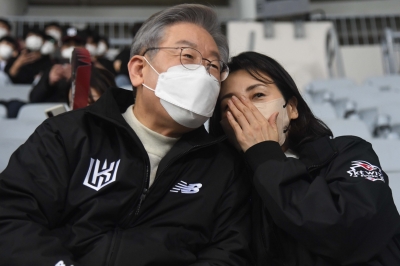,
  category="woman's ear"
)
[287,96,299,120]
[128,55,144,87]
